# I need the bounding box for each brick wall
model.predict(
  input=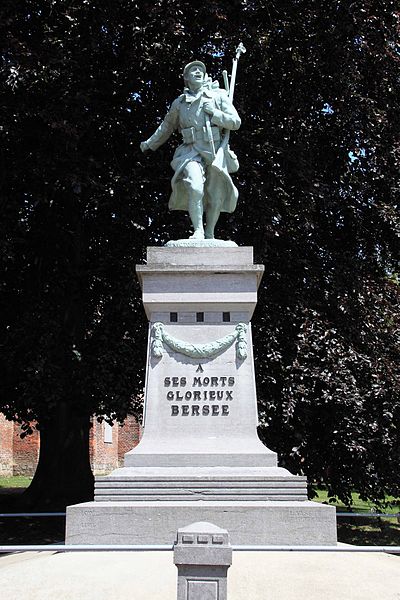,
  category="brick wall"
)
[12,422,40,475]
[89,416,141,473]
[0,415,40,476]
[89,419,119,475]
[0,414,13,476]
[1,413,141,477]
[118,415,142,466]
